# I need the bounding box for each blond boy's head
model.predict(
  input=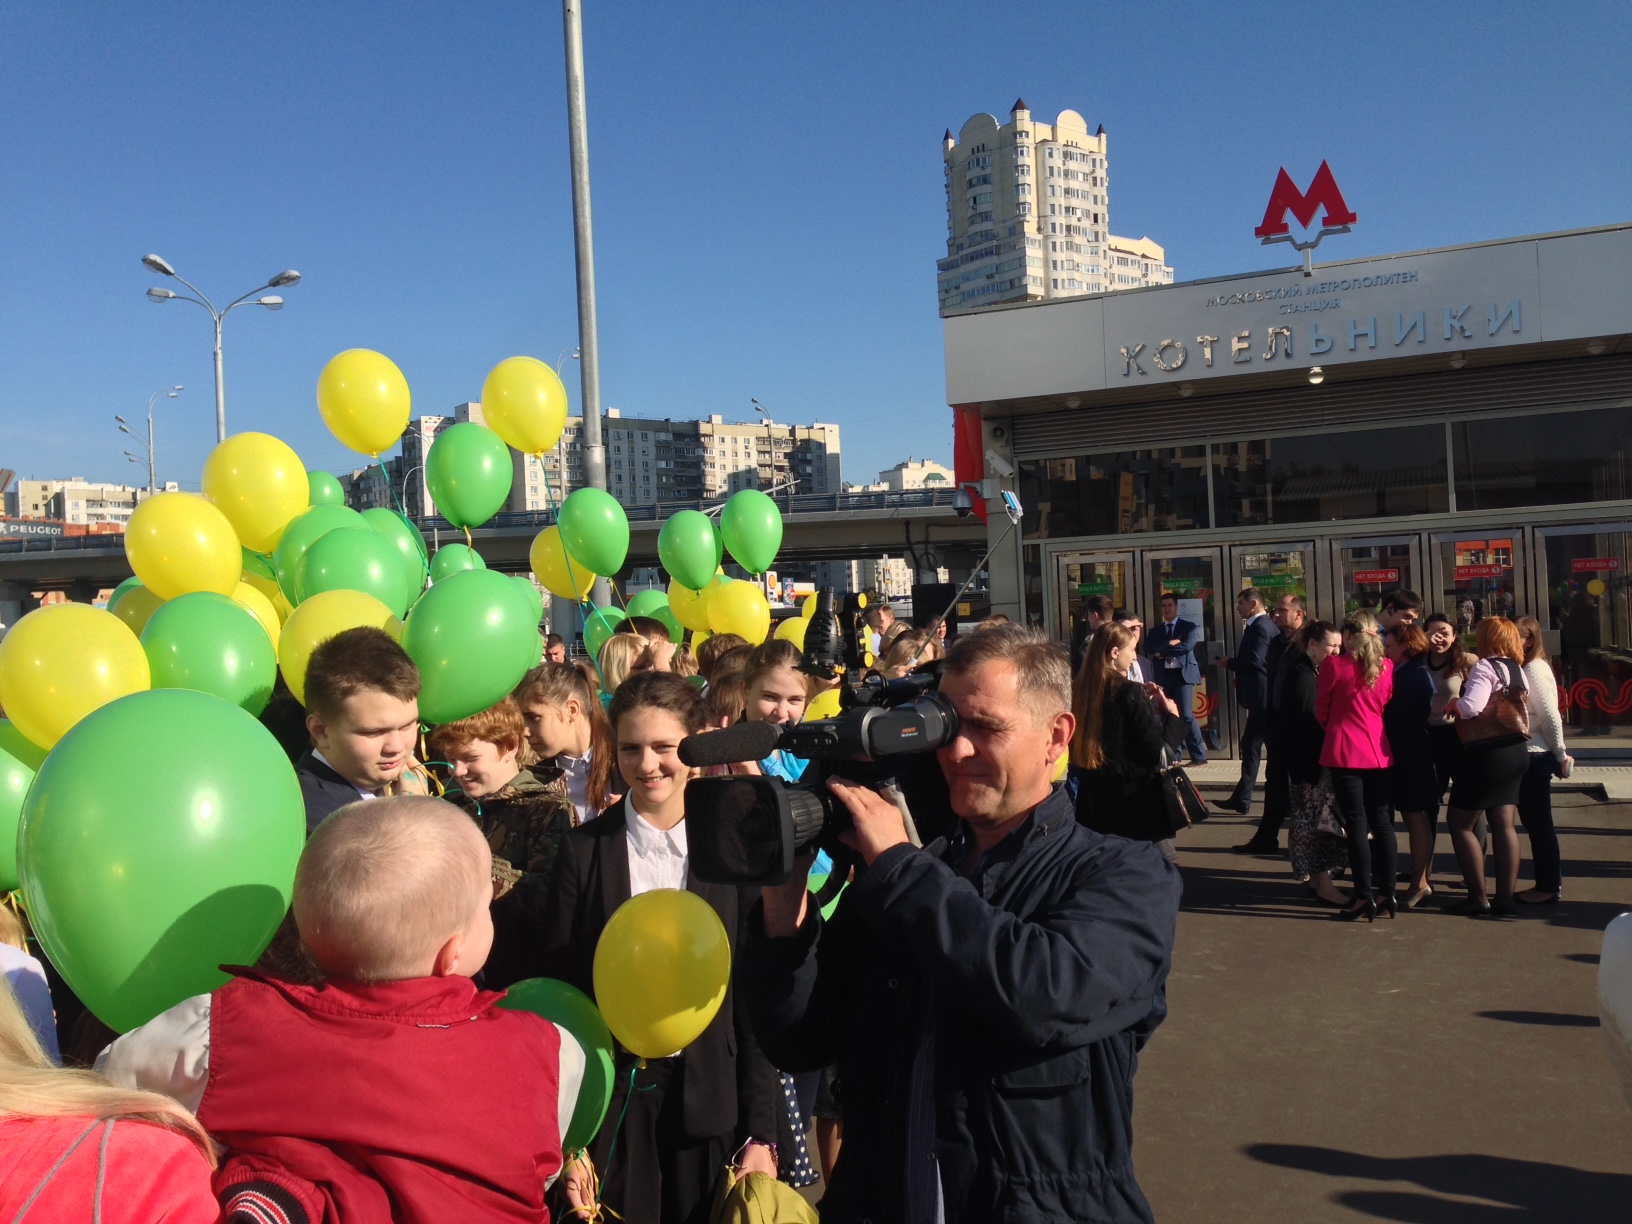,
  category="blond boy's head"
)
[294,796,492,983]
